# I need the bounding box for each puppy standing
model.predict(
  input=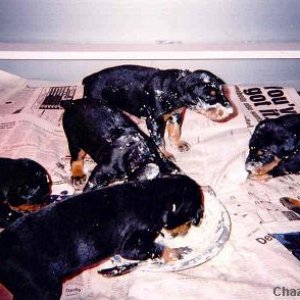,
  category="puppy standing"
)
[82,64,233,158]
[0,157,52,227]
[0,175,204,299]
[61,98,180,188]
